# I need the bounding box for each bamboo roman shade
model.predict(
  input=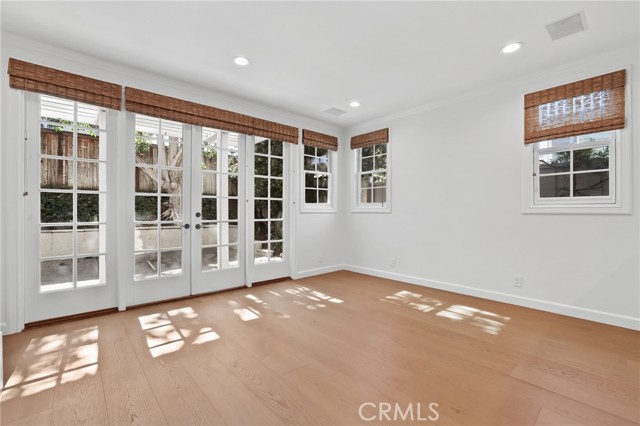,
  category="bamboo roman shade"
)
[302,129,338,151]
[350,128,389,149]
[125,87,299,144]
[524,70,626,144]
[8,58,122,110]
